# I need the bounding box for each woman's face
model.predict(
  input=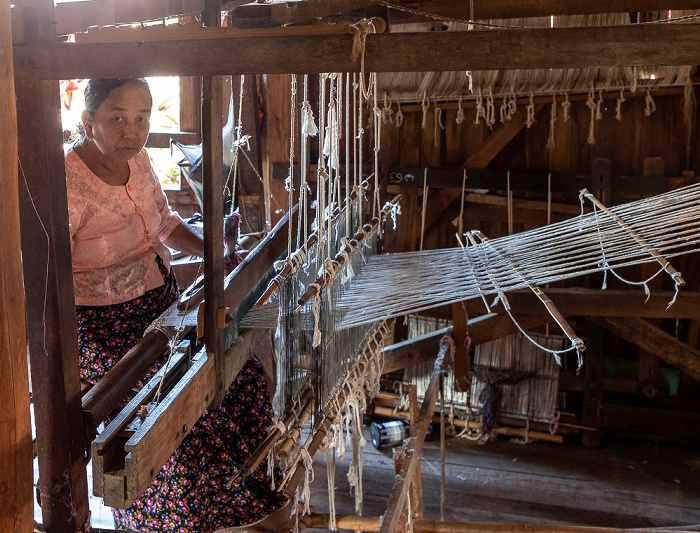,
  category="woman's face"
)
[82,82,152,162]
